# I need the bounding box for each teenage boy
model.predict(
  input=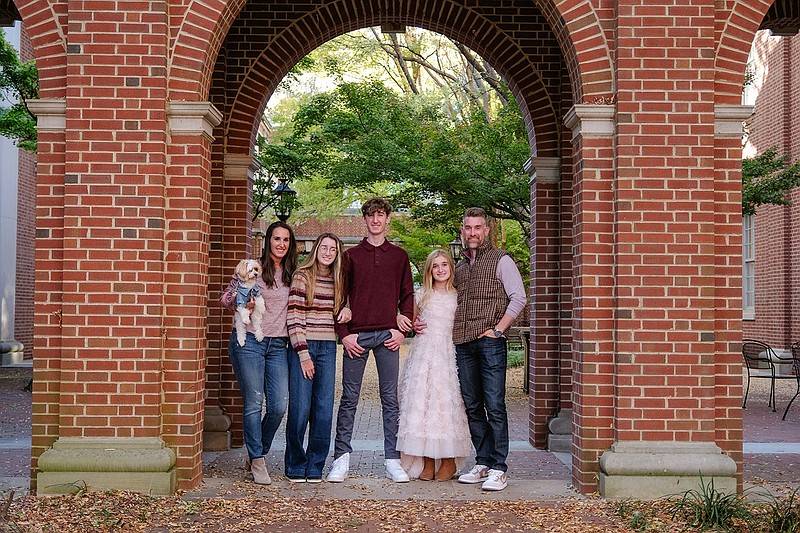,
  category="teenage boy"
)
[327,197,415,483]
